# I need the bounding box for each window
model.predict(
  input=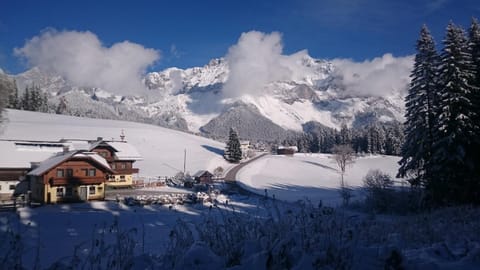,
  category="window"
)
[121,163,126,169]
[66,169,73,177]
[56,169,64,177]
[9,184,16,190]
[119,175,126,182]
[83,169,96,177]
[98,186,103,193]
[65,187,73,197]
[112,163,116,169]
[100,152,108,158]
[89,186,95,195]
[56,187,64,198]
